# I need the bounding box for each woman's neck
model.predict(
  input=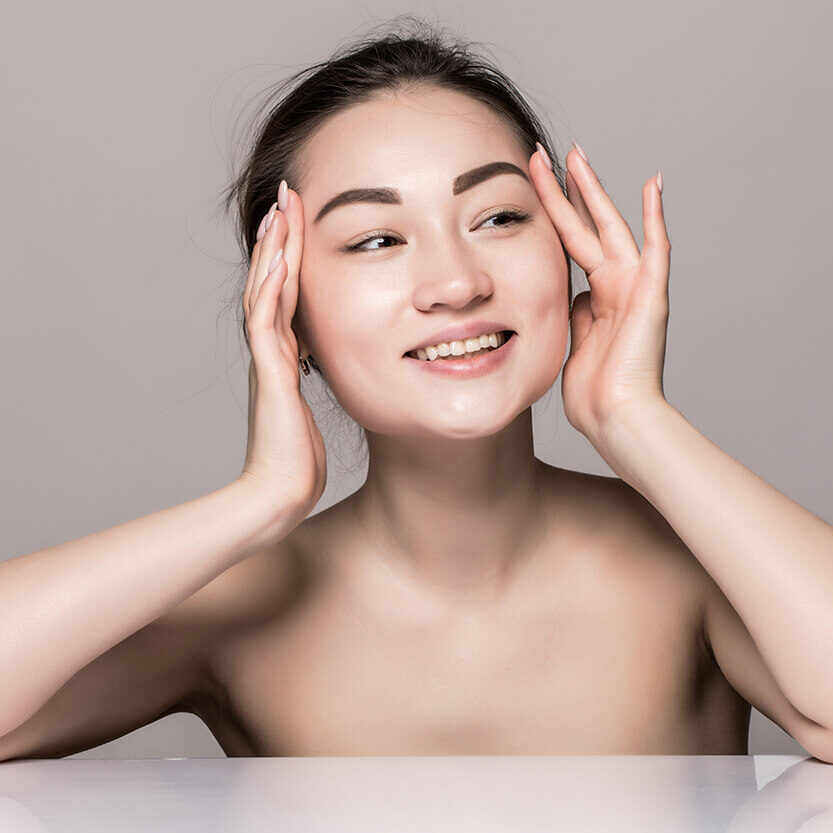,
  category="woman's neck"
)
[351,408,559,605]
